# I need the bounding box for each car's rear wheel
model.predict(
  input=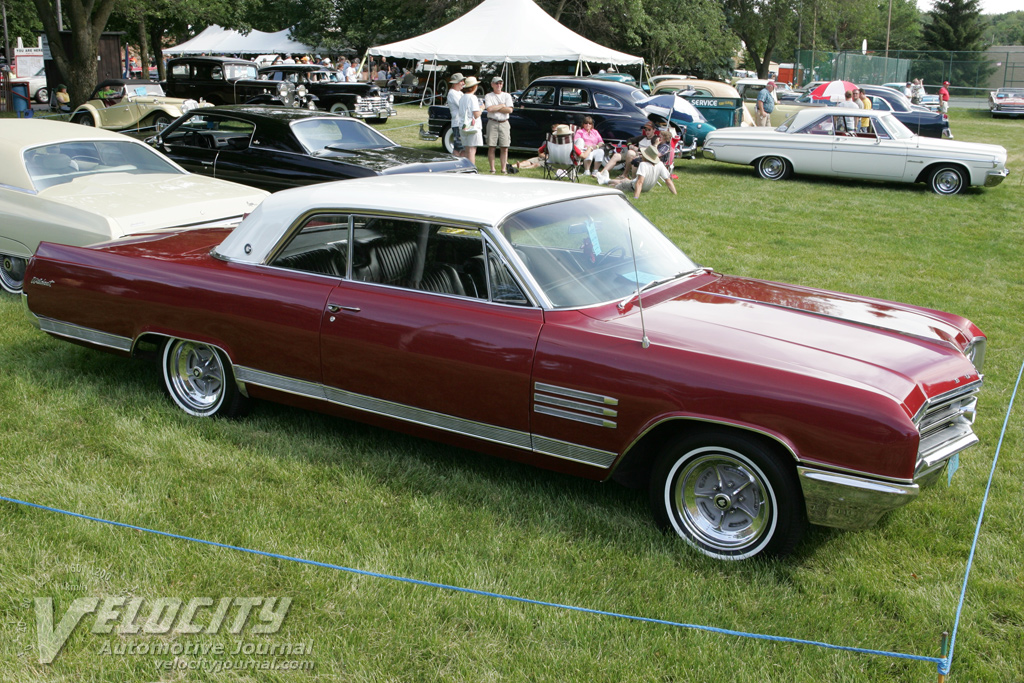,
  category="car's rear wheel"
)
[756,155,791,181]
[649,429,805,560]
[36,87,49,104]
[148,113,173,129]
[443,127,455,154]
[161,338,249,418]
[73,113,94,126]
[929,165,966,195]
[329,102,350,115]
[0,254,26,295]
